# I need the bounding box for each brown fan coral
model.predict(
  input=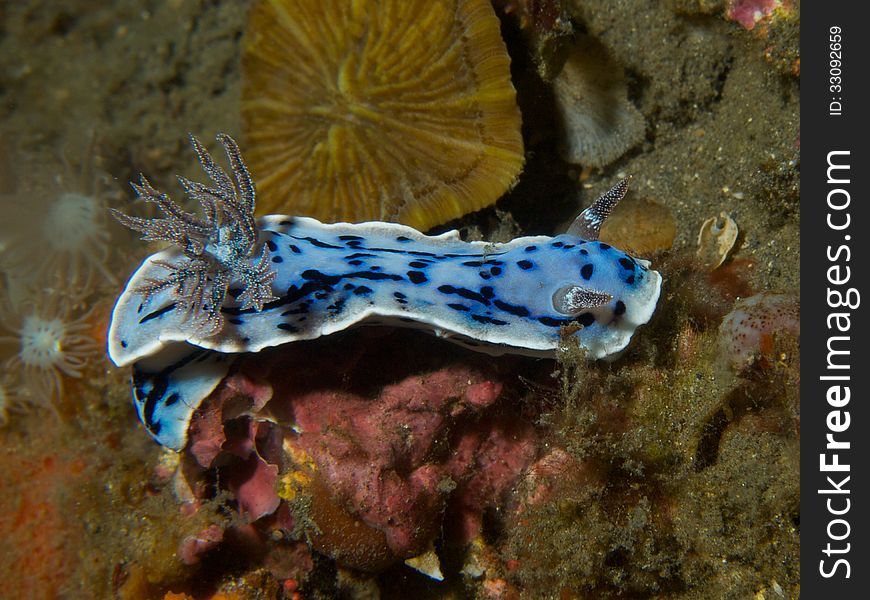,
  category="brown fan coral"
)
[241,0,525,231]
